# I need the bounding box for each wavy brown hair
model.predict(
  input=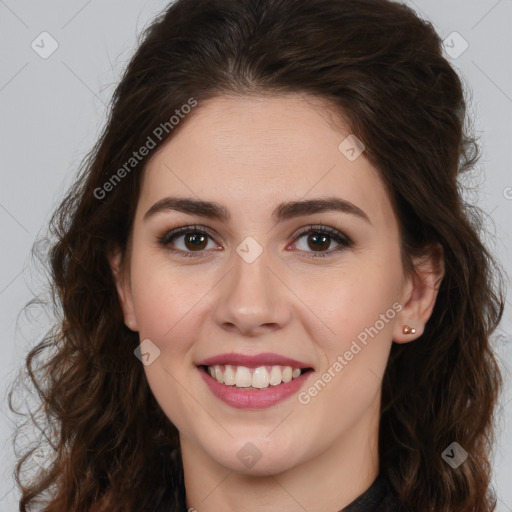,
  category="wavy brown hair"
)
[9,0,506,510]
